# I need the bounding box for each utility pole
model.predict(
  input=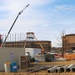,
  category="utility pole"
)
[2,4,29,47]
